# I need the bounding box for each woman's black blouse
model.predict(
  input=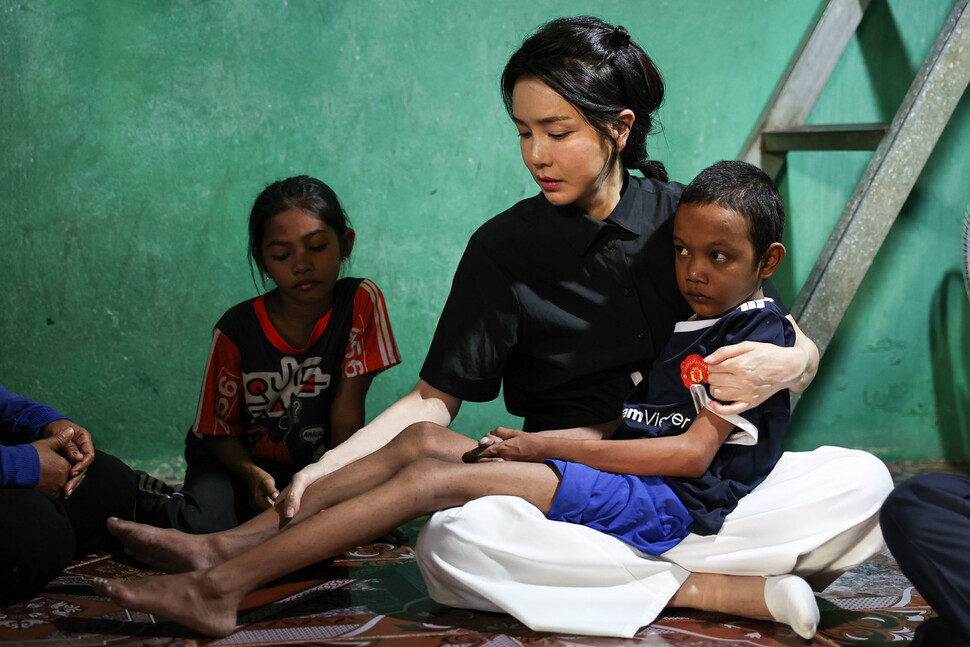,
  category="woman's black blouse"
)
[420,175,701,431]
